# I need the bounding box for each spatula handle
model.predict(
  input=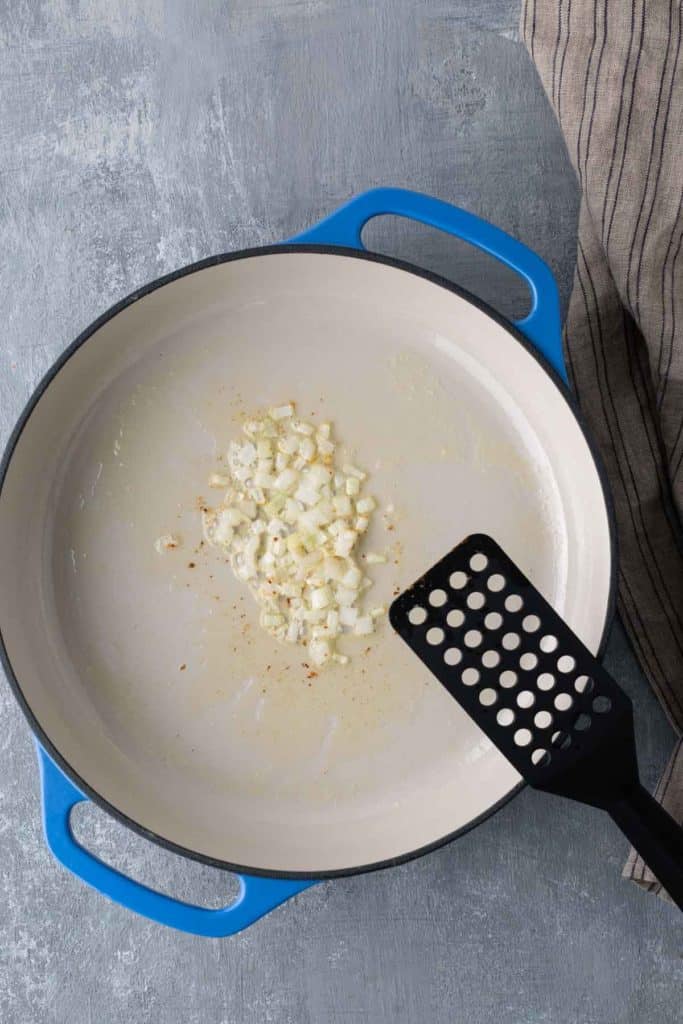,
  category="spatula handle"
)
[607,784,683,910]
